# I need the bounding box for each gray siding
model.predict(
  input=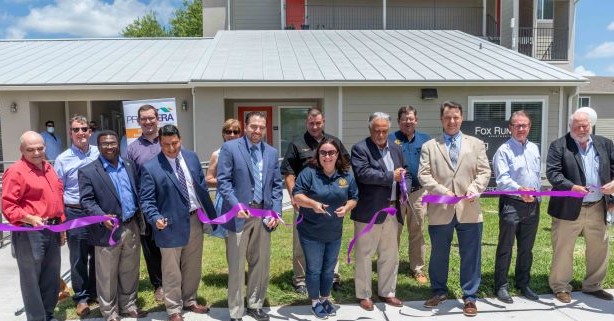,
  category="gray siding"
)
[231,0,280,30]
[500,0,516,49]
